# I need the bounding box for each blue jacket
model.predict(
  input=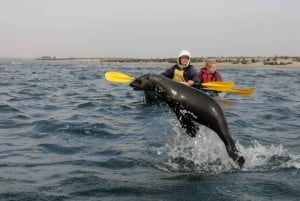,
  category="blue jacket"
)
[161,65,202,89]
